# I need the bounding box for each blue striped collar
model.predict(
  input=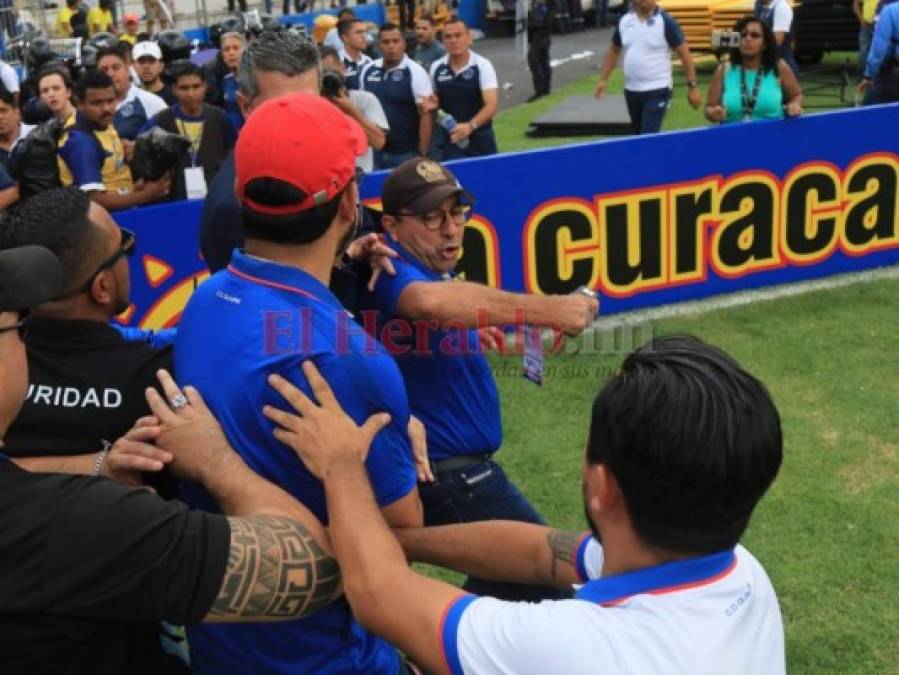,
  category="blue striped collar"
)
[575,549,737,606]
